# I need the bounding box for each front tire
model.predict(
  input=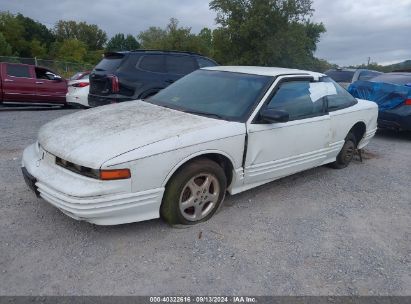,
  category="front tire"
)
[330,133,357,169]
[160,158,227,226]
